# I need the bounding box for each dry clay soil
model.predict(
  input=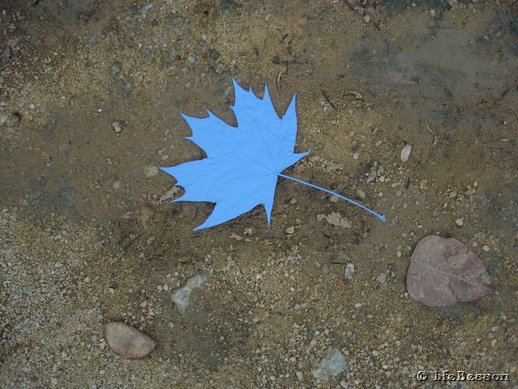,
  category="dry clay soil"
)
[1,1,518,388]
